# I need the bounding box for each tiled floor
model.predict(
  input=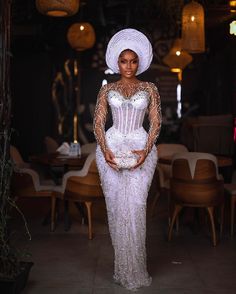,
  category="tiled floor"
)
[15,193,236,294]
